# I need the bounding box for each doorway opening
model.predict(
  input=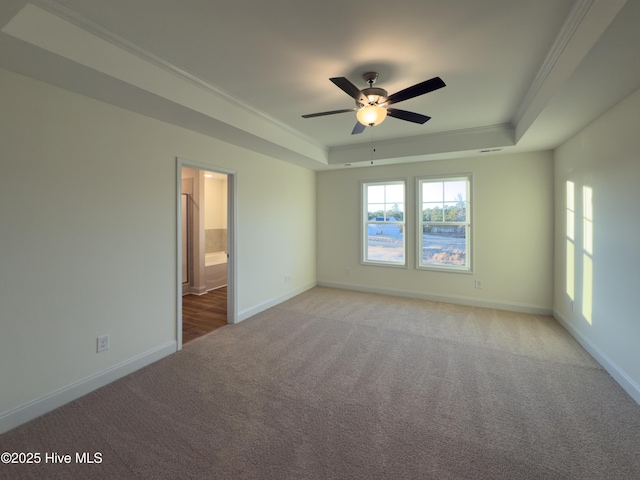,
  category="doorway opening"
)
[176,158,236,349]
